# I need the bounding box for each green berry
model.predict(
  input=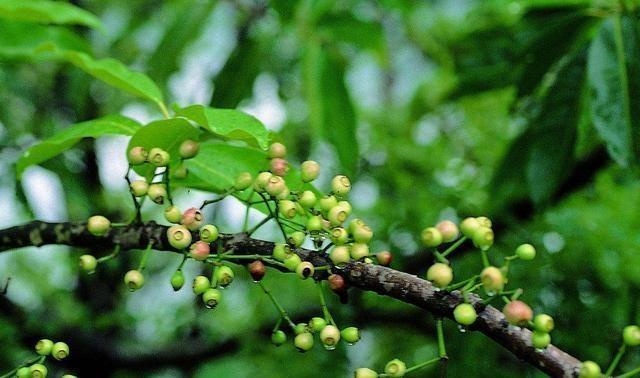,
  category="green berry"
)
[476,216,492,228]
[202,288,222,309]
[254,171,273,192]
[265,176,287,197]
[294,323,309,335]
[87,215,110,236]
[147,183,167,204]
[320,324,341,349]
[296,261,315,279]
[268,142,287,159]
[29,364,48,378]
[579,361,602,378]
[472,227,494,251]
[623,325,640,346]
[52,341,69,360]
[284,254,302,272]
[294,332,314,352]
[272,243,293,261]
[188,239,210,261]
[309,317,327,333]
[192,275,210,295]
[330,245,351,266]
[179,139,199,159]
[16,367,30,378]
[453,303,477,326]
[352,224,373,244]
[214,266,235,287]
[78,254,97,273]
[328,205,349,227]
[330,227,349,245]
[354,368,378,378]
[376,251,393,266]
[130,180,148,197]
[480,266,505,292]
[426,263,453,288]
[533,314,555,333]
[164,205,182,224]
[234,172,253,190]
[301,160,320,182]
[124,270,144,291]
[248,260,266,281]
[148,147,170,167]
[331,175,351,197]
[436,220,459,242]
[173,164,188,179]
[279,200,297,219]
[298,190,317,209]
[502,300,533,326]
[200,224,219,243]
[171,270,185,291]
[337,200,352,215]
[35,338,53,355]
[460,217,482,238]
[421,227,443,247]
[275,186,290,200]
[319,195,338,212]
[348,218,366,234]
[350,243,369,260]
[287,231,306,247]
[306,215,324,233]
[531,330,551,349]
[271,330,287,346]
[384,359,407,378]
[516,243,536,261]
[167,225,192,249]
[341,327,360,344]
[181,207,203,231]
[127,146,148,165]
